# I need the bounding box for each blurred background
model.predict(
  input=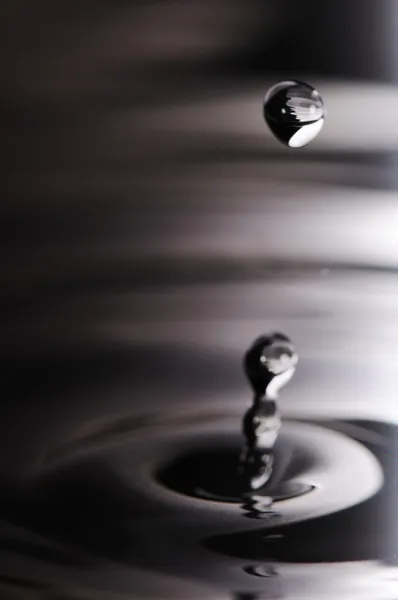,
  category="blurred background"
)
[1,1,398,598]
